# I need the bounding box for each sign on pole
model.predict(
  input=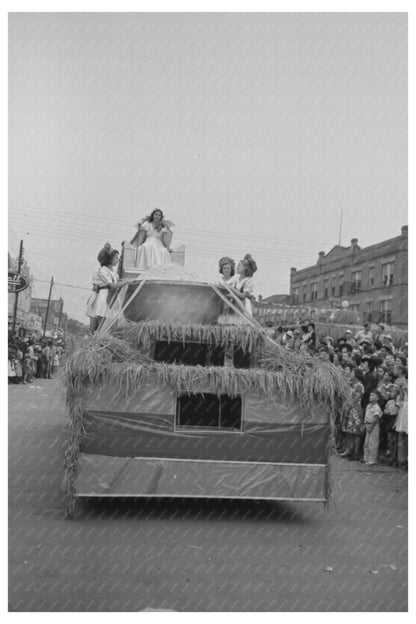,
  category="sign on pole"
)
[8,271,29,293]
